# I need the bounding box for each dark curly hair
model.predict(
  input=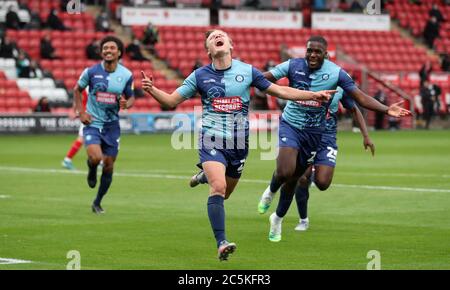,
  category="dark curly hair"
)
[100,36,124,59]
